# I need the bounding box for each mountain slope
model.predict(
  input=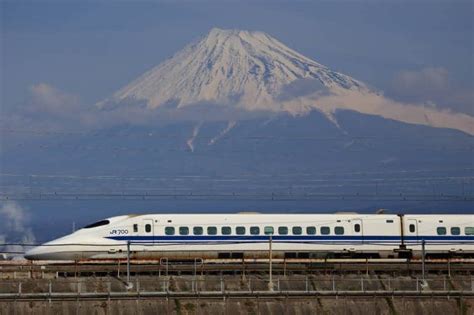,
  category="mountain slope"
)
[104,28,368,110]
[100,28,474,135]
